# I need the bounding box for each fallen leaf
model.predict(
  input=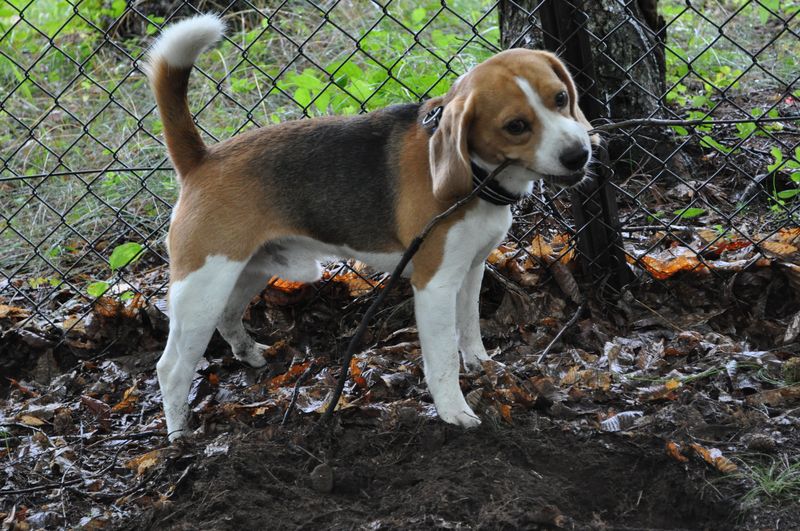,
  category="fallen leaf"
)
[126,449,163,476]
[111,383,139,413]
[689,443,738,473]
[759,240,797,257]
[0,304,30,319]
[498,403,513,424]
[666,441,689,463]
[633,249,704,280]
[349,357,367,389]
[745,385,800,406]
[550,262,582,304]
[8,378,39,397]
[528,234,554,262]
[268,361,312,389]
[18,415,46,427]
